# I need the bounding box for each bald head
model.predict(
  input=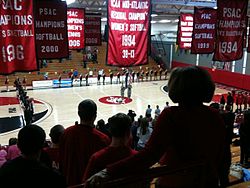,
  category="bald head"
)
[78,99,97,122]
